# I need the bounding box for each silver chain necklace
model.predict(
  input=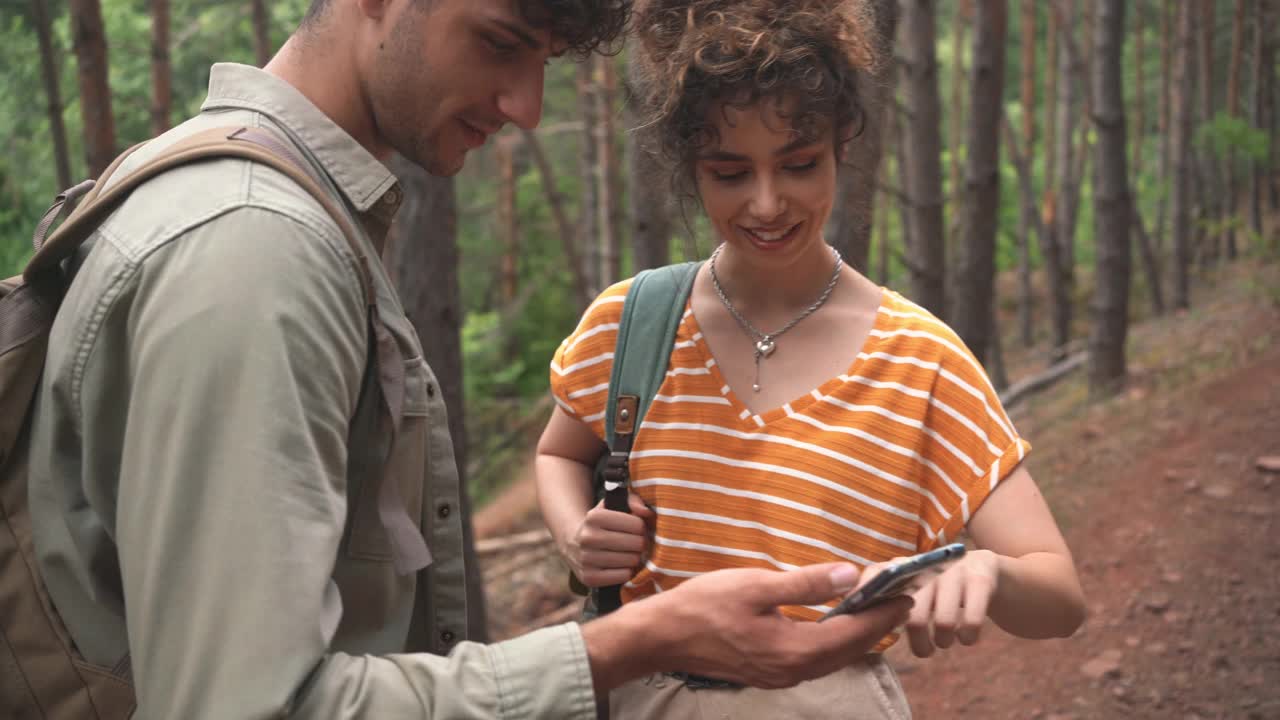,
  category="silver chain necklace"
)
[708,243,844,392]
